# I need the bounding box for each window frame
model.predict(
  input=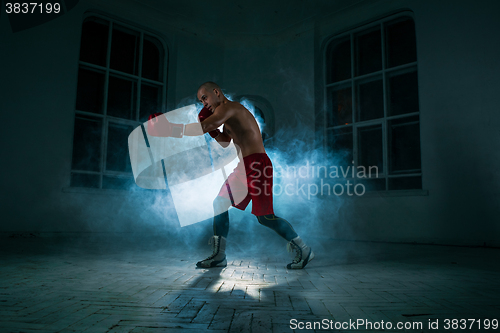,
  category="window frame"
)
[70,13,168,191]
[323,12,423,192]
